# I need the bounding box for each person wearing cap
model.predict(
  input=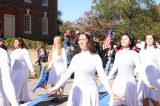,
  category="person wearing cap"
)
[0,38,7,51]
[0,48,19,106]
